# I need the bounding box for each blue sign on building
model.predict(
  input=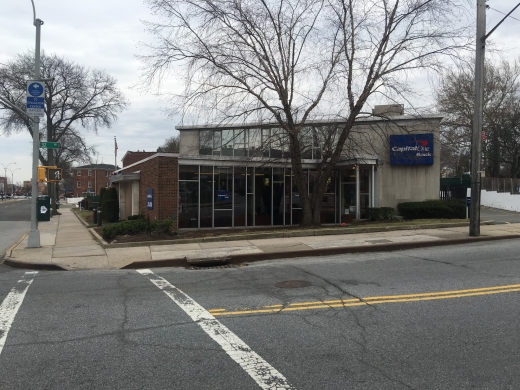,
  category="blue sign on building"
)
[146,188,154,210]
[389,133,434,165]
